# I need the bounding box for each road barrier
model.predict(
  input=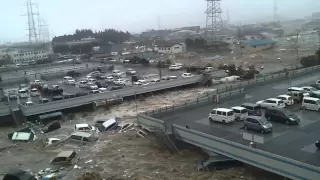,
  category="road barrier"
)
[143,88,245,117]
